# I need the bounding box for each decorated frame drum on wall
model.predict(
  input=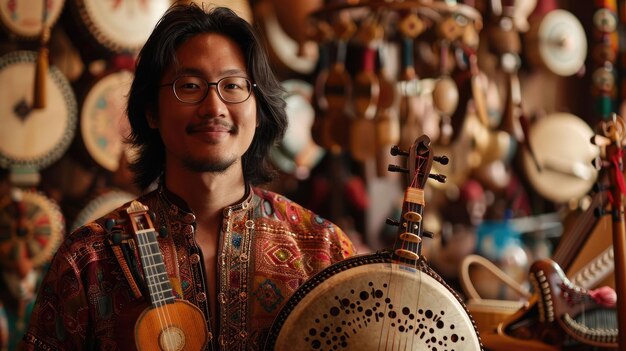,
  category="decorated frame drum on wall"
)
[0,0,65,40]
[66,0,172,56]
[78,69,135,172]
[0,51,77,178]
[0,189,64,270]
